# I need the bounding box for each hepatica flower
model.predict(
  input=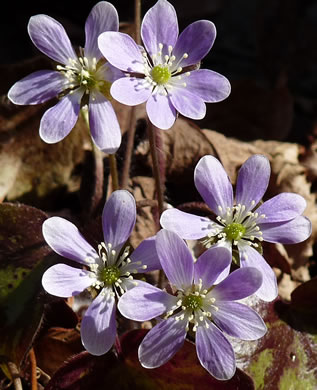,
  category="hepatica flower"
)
[118,230,266,380]
[8,2,122,154]
[98,0,230,130]
[42,190,160,355]
[161,154,312,301]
